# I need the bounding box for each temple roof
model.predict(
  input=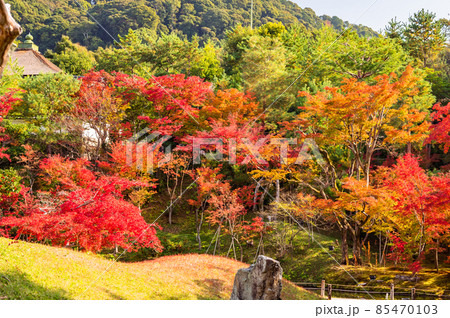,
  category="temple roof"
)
[9,49,62,76]
[7,33,62,76]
